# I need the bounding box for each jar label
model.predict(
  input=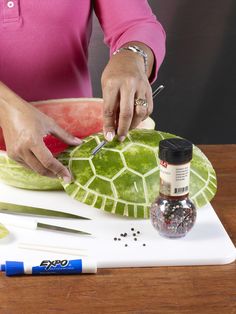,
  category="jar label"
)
[159,161,190,196]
